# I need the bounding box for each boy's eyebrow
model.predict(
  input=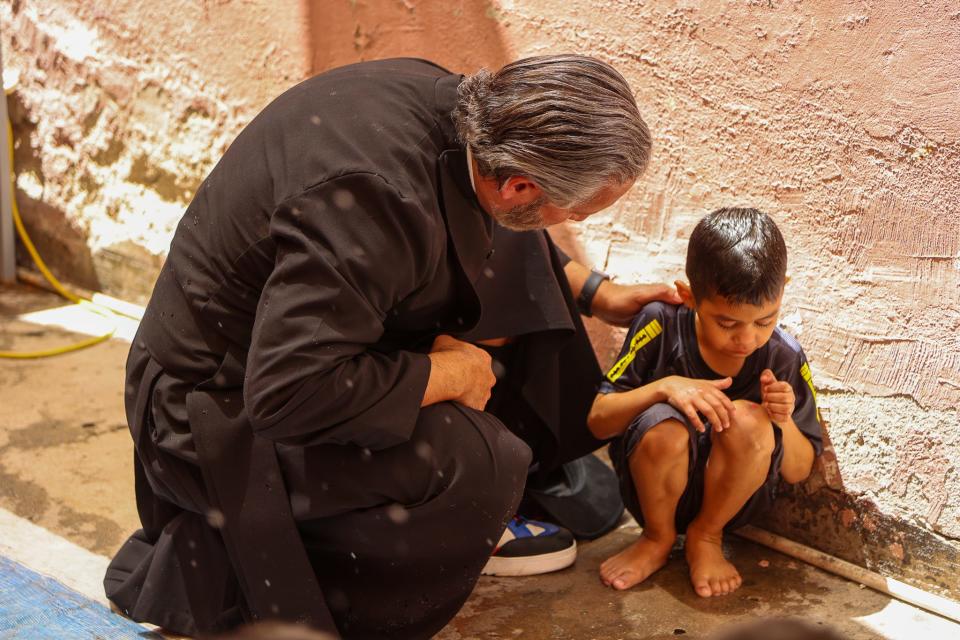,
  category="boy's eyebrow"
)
[715,308,781,322]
